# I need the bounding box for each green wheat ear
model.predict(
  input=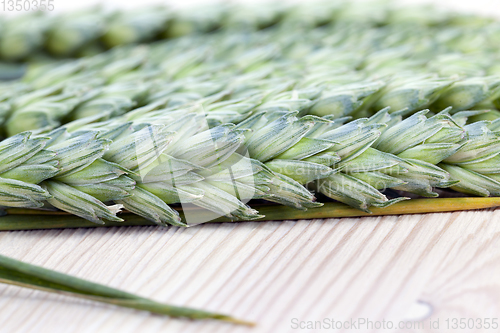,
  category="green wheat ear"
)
[0,0,500,222]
